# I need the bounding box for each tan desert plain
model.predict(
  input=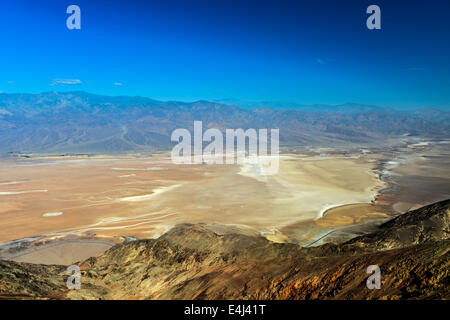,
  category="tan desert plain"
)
[0,139,449,265]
